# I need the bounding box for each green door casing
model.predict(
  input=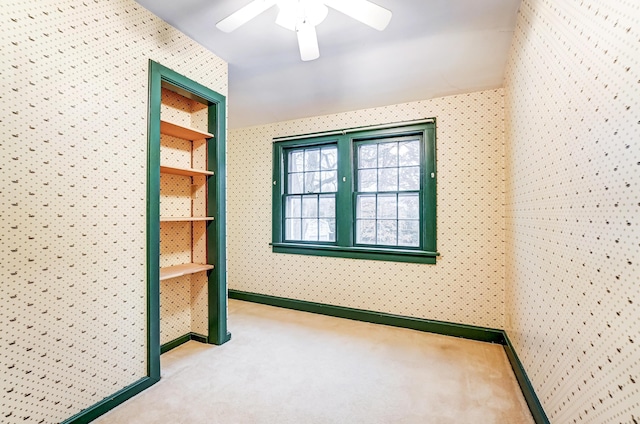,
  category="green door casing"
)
[147,60,231,380]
